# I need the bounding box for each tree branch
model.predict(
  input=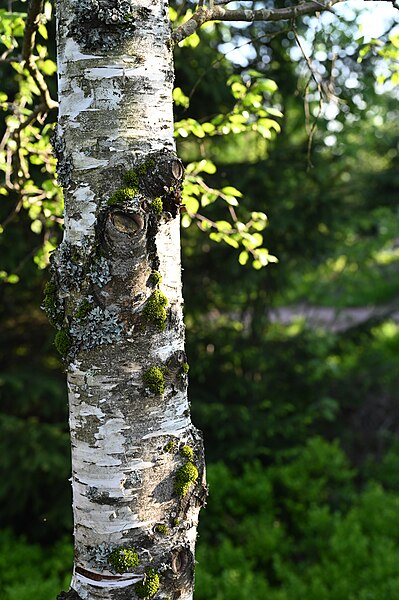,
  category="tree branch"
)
[172,0,345,45]
[22,0,57,110]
